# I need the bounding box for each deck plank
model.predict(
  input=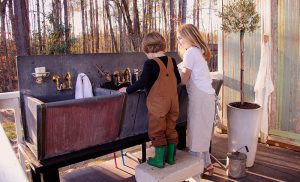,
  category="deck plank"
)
[61,133,300,182]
